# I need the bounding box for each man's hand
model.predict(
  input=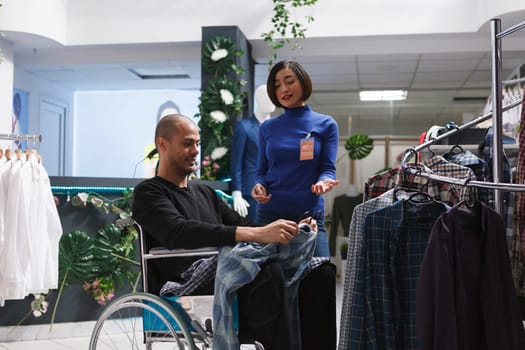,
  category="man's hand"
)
[261,219,298,243]
[311,179,340,195]
[235,219,298,244]
[298,217,318,233]
[232,190,249,217]
[251,183,272,204]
